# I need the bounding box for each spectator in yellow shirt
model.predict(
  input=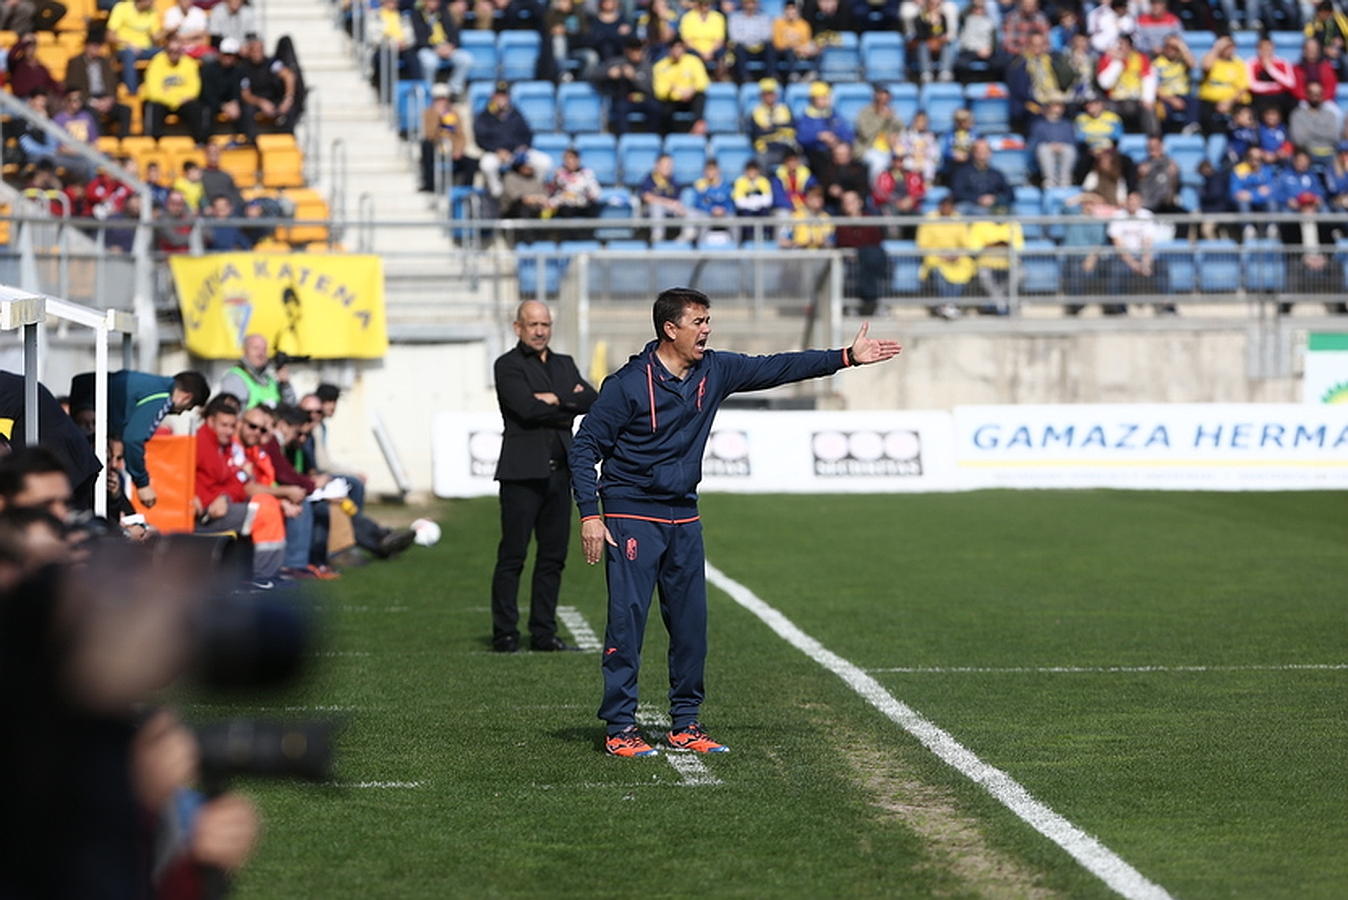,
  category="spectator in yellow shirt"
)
[142,37,207,143]
[1198,35,1250,135]
[108,0,163,94]
[967,218,1024,315]
[772,0,816,80]
[679,0,727,74]
[780,184,833,248]
[173,160,206,211]
[652,39,709,134]
[916,194,974,319]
